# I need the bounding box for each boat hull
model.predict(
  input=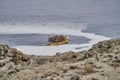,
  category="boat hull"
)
[49,39,68,46]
